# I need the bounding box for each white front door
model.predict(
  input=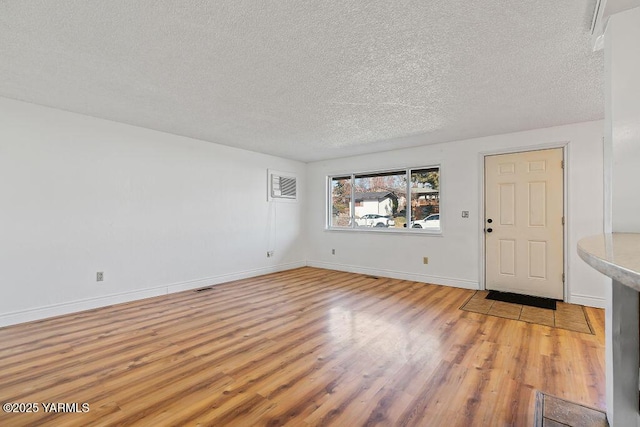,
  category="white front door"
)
[484,148,564,299]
